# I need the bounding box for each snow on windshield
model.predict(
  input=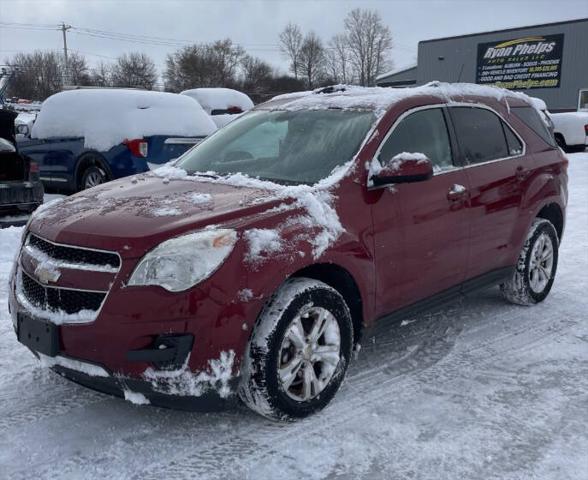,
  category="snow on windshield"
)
[31,89,217,151]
